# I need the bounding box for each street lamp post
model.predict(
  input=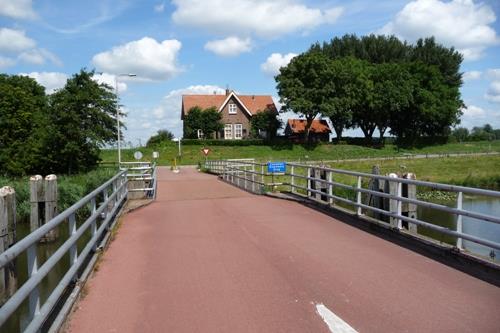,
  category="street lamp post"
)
[115,73,136,167]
